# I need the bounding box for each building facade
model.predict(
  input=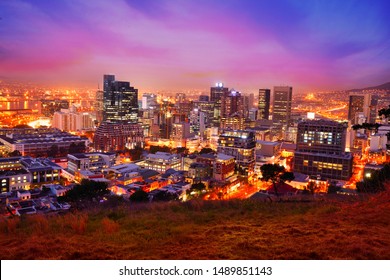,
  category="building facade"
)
[258,89,271,120]
[217,130,256,176]
[93,122,144,152]
[293,120,353,181]
[103,75,139,123]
